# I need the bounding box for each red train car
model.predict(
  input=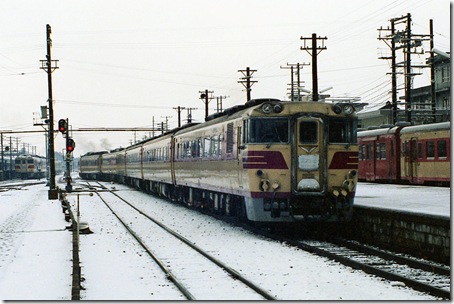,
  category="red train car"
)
[358,125,403,183]
[358,122,450,186]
